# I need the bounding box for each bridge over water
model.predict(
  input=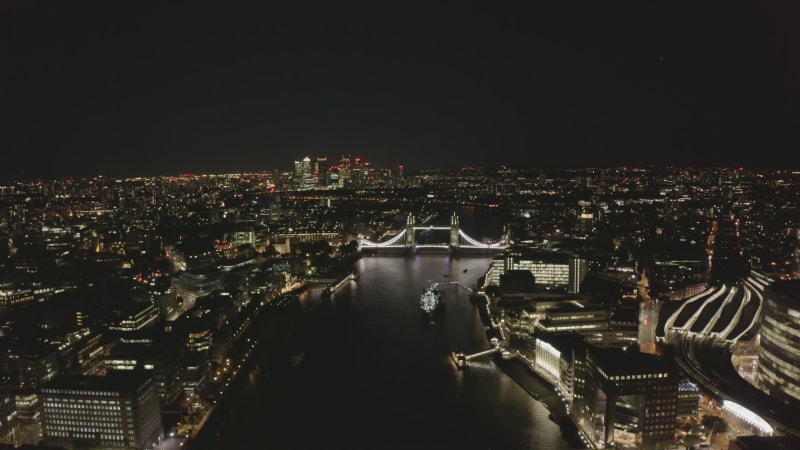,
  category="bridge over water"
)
[359,212,509,253]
